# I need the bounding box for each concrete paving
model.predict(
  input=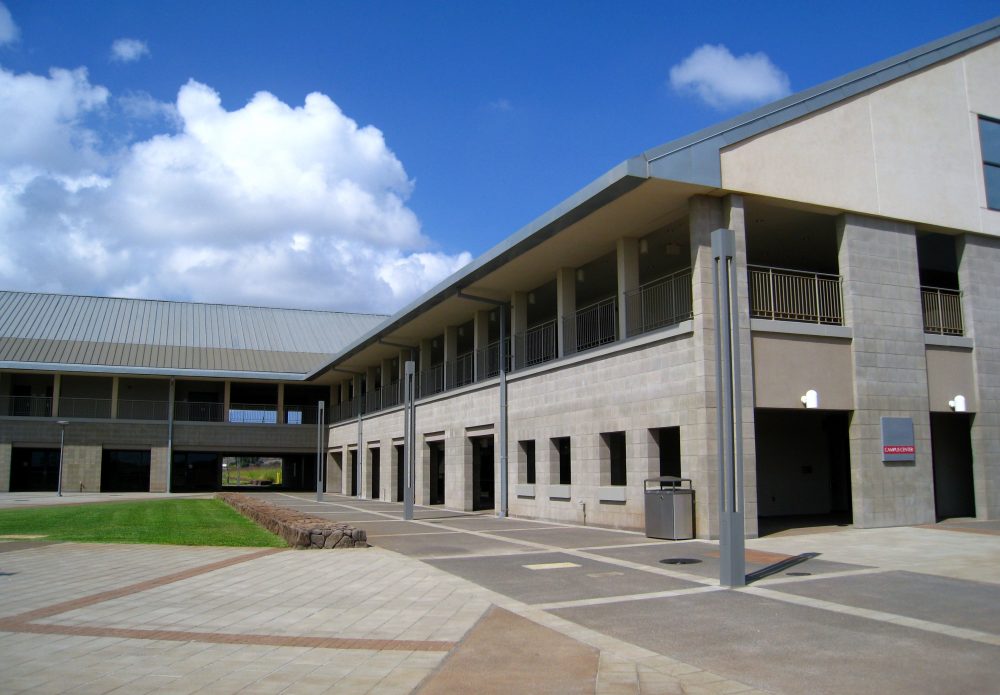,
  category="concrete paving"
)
[1,490,999,693]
